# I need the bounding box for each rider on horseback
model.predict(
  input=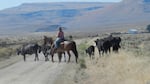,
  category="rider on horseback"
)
[54,27,64,50]
[49,27,78,63]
